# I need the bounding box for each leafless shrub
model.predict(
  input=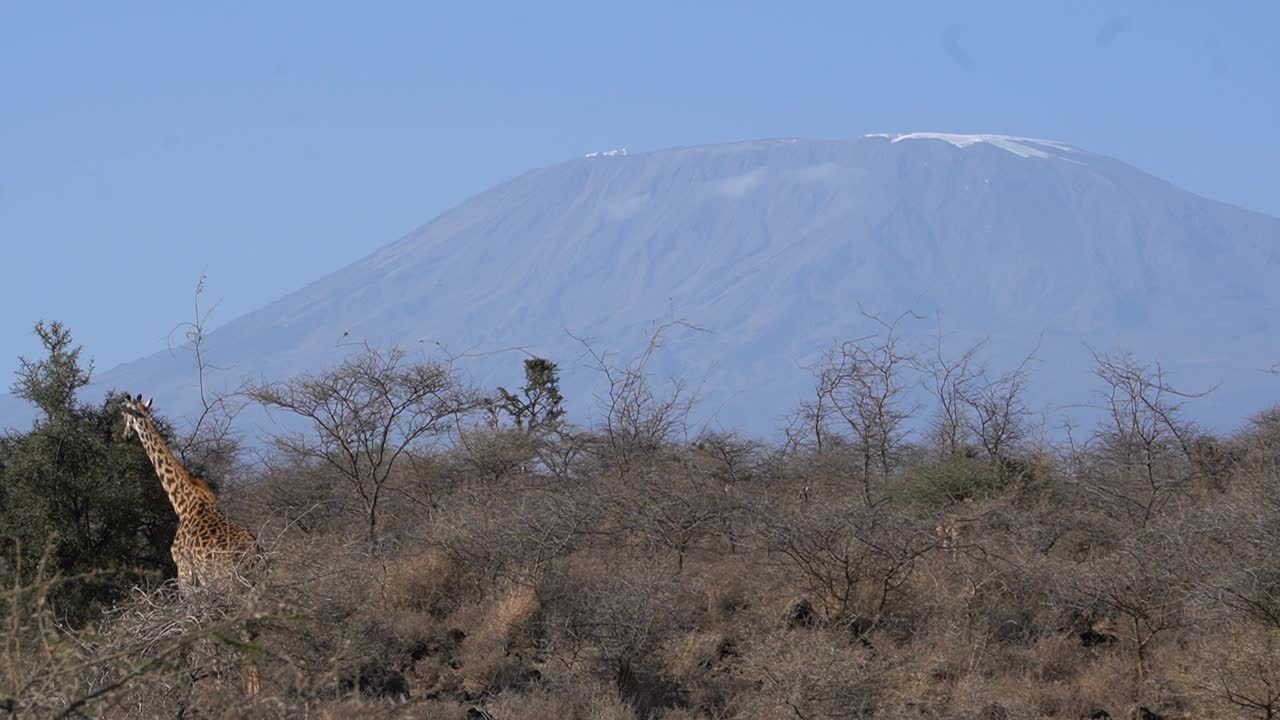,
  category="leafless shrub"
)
[728,628,882,720]
[756,495,939,624]
[483,682,633,720]
[445,582,543,699]
[429,480,595,590]
[690,431,766,489]
[166,273,248,484]
[1185,620,1280,720]
[1189,456,1280,659]
[607,451,740,572]
[570,319,708,473]
[788,311,920,505]
[0,543,269,719]
[235,456,349,537]
[538,560,691,689]
[451,426,541,484]
[1056,519,1199,693]
[919,324,985,460]
[959,342,1038,466]
[532,425,593,482]
[380,546,456,618]
[1083,350,1208,526]
[1230,407,1280,491]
